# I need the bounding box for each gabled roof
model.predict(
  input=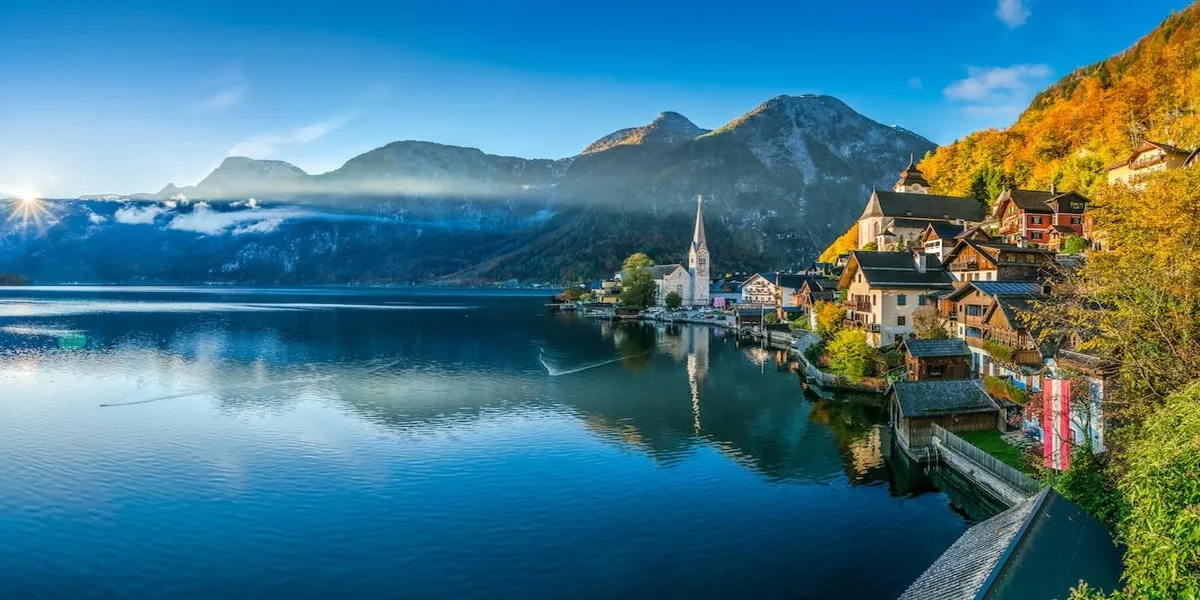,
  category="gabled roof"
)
[945,281,1046,303]
[648,264,684,279]
[798,278,837,293]
[892,379,997,418]
[777,274,818,289]
[992,189,1090,219]
[1107,139,1194,170]
[861,190,986,222]
[902,338,971,358]
[838,251,954,290]
[900,488,1124,600]
[942,239,1057,271]
[744,273,778,285]
[1050,224,1076,234]
[922,221,968,242]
